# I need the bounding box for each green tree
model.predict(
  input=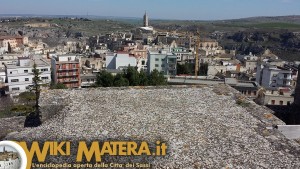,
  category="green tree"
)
[124,66,140,86]
[177,63,194,75]
[139,70,149,86]
[32,63,42,113]
[24,63,42,127]
[50,82,68,89]
[177,63,193,75]
[113,73,129,87]
[11,105,34,116]
[149,69,167,86]
[19,91,36,105]
[199,62,208,76]
[96,70,115,87]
